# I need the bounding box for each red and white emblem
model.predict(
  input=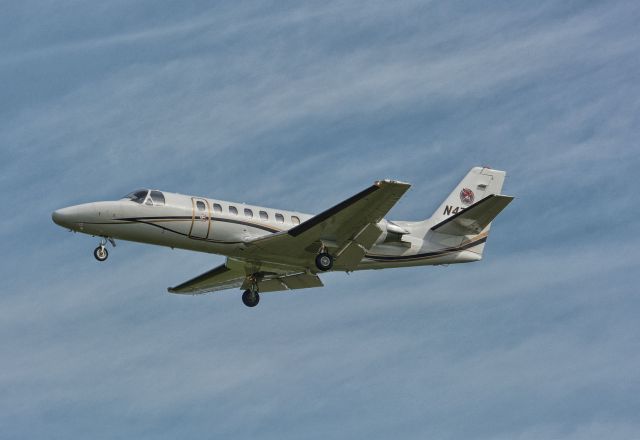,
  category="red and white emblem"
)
[460,188,474,205]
